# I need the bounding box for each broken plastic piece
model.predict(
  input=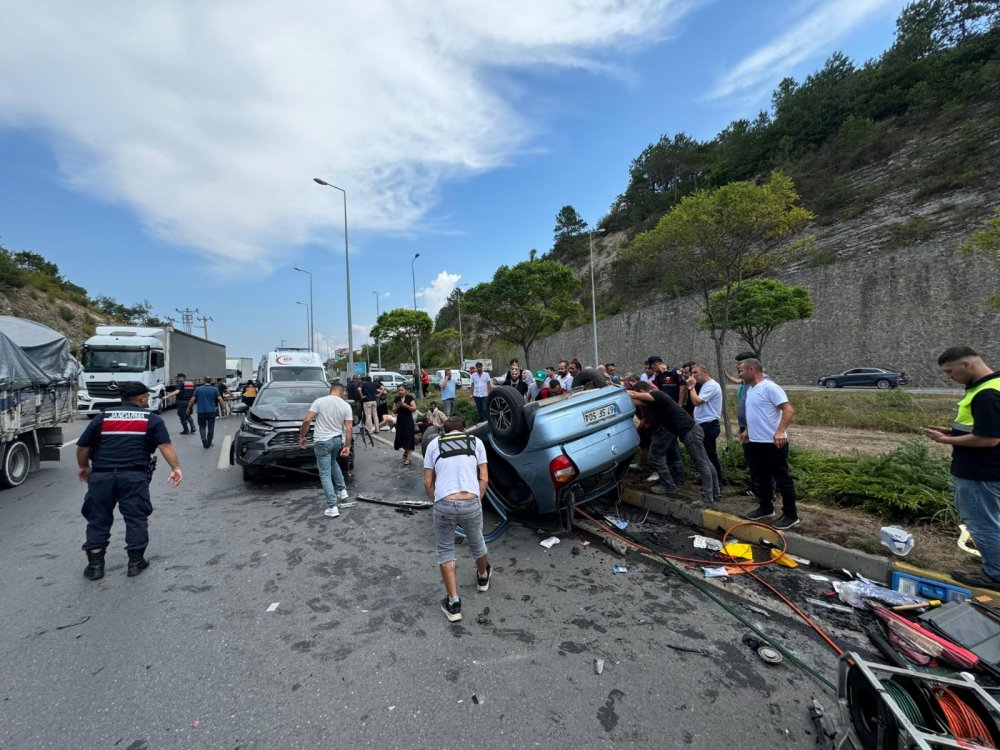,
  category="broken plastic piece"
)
[744,604,771,618]
[880,525,914,556]
[770,549,797,568]
[808,574,831,582]
[958,524,982,558]
[613,565,629,574]
[691,535,723,552]
[603,515,629,530]
[540,536,560,549]
[472,694,481,705]
[266,602,280,612]
[806,597,854,614]
[722,542,754,561]
[703,566,729,578]
[594,658,605,675]
[581,540,591,548]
